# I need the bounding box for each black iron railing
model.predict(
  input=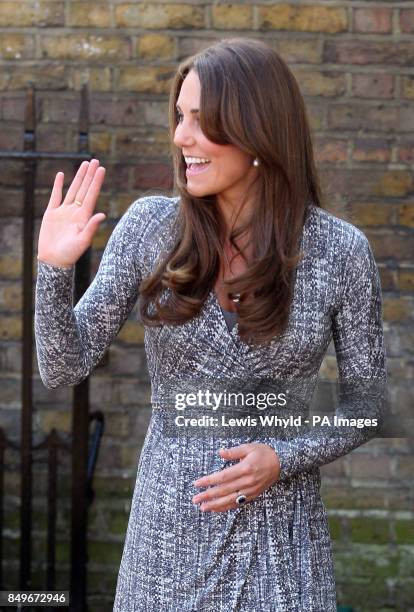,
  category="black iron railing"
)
[0,84,104,611]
